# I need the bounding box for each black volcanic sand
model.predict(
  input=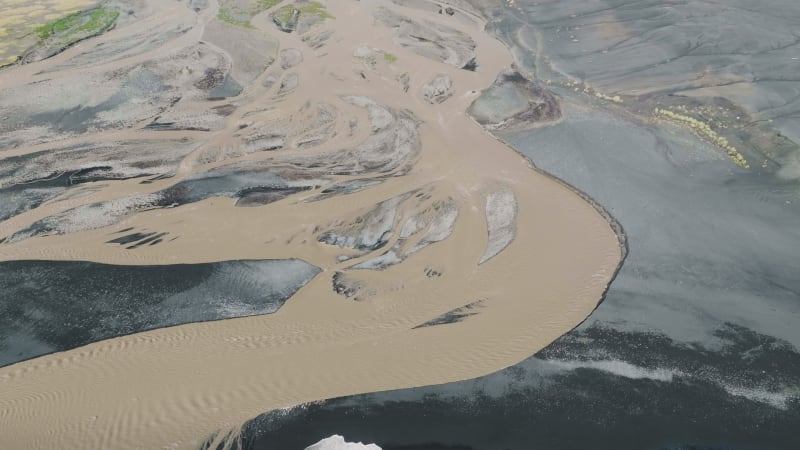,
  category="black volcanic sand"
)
[0,259,320,367]
[211,325,800,450]
[505,99,800,347]
[203,0,800,449]
[488,0,800,174]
